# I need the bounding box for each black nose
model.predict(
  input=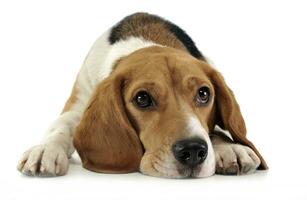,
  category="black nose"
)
[172,138,208,168]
